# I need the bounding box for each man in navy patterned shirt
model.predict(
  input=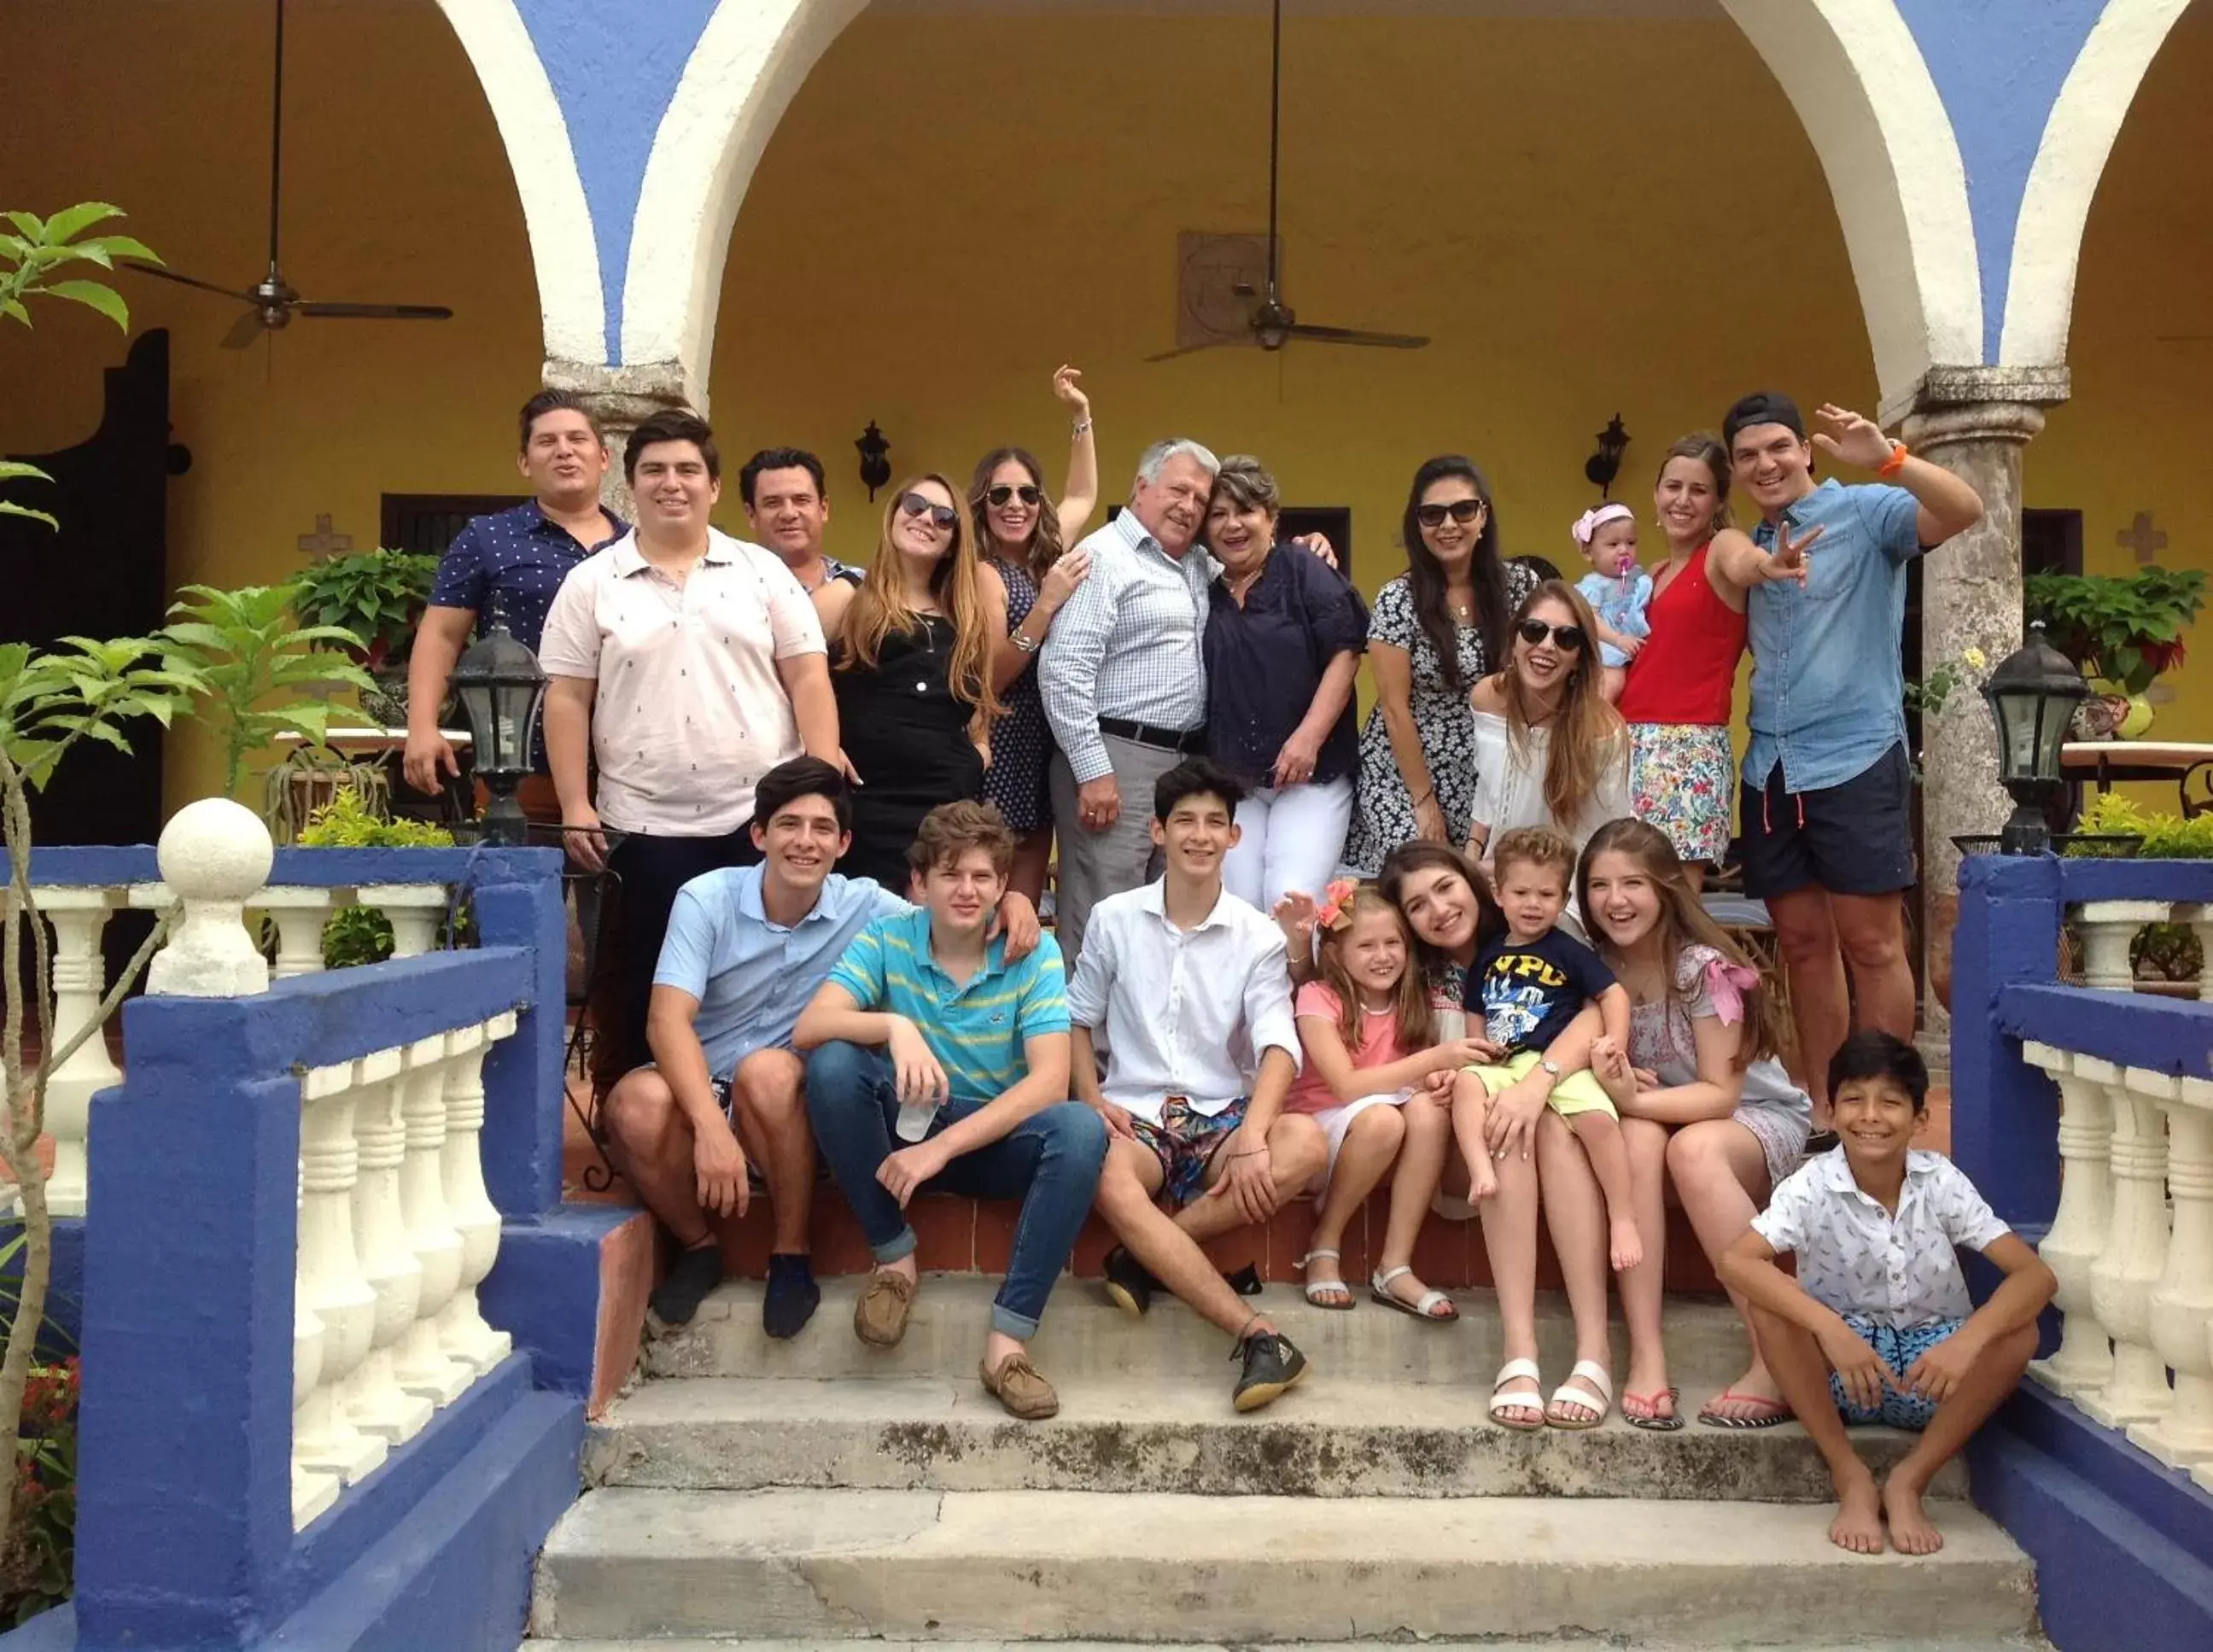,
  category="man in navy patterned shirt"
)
[404,389,629,803]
